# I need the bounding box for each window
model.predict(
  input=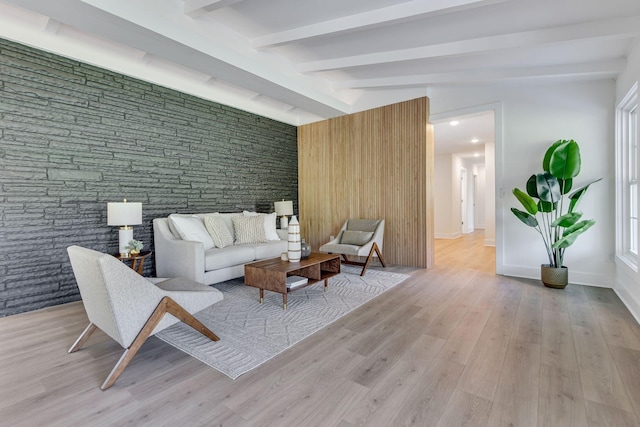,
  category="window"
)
[631,105,638,255]
[616,82,639,270]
